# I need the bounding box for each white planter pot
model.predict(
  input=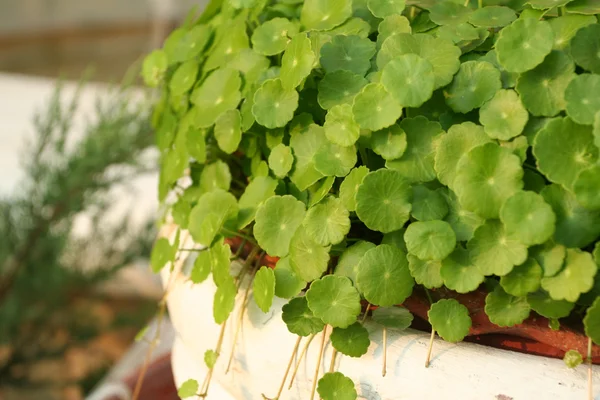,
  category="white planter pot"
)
[161,228,600,400]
